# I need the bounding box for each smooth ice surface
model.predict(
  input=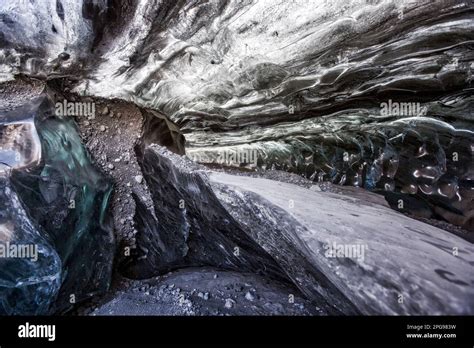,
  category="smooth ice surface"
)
[210,172,474,314]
